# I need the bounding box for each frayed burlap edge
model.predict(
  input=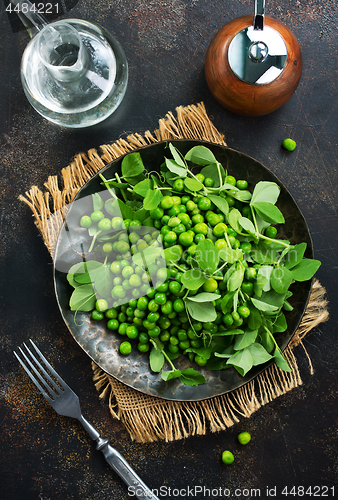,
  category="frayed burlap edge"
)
[18,101,329,443]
